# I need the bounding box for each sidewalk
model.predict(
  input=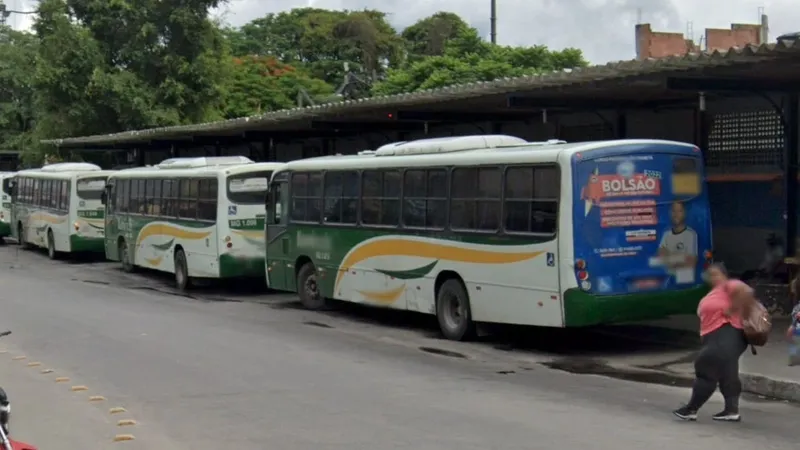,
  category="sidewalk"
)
[602,316,800,403]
